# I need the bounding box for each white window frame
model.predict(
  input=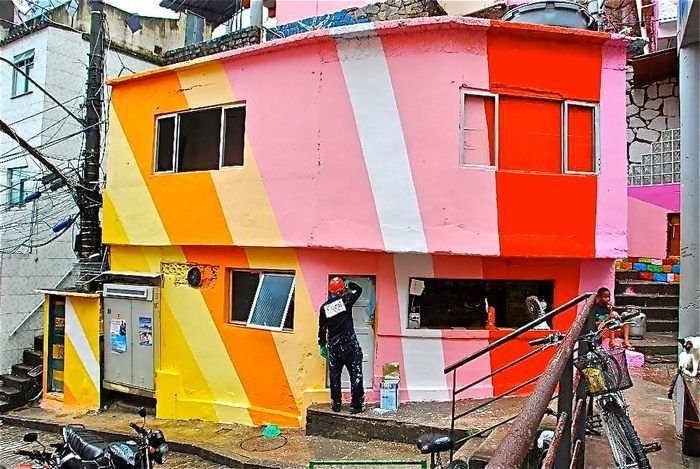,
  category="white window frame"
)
[562,101,600,175]
[11,49,34,98]
[459,89,499,169]
[154,104,246,174]
[229,270,295,332]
